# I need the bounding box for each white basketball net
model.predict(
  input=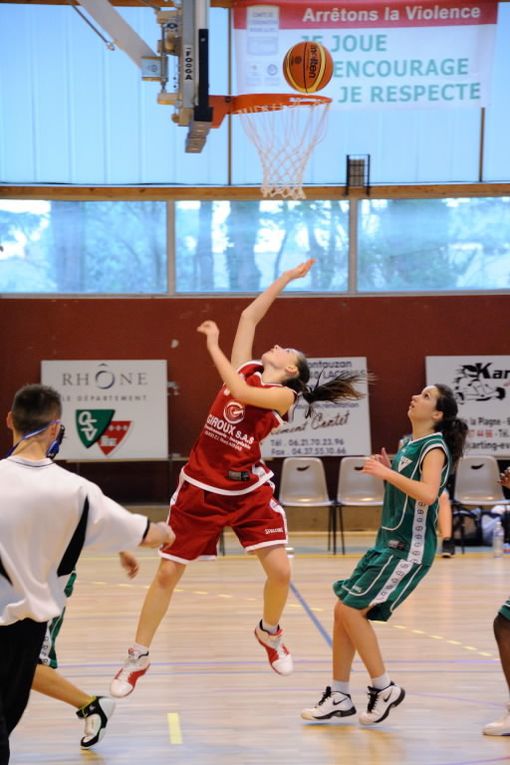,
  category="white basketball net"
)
[238,99,331,200]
